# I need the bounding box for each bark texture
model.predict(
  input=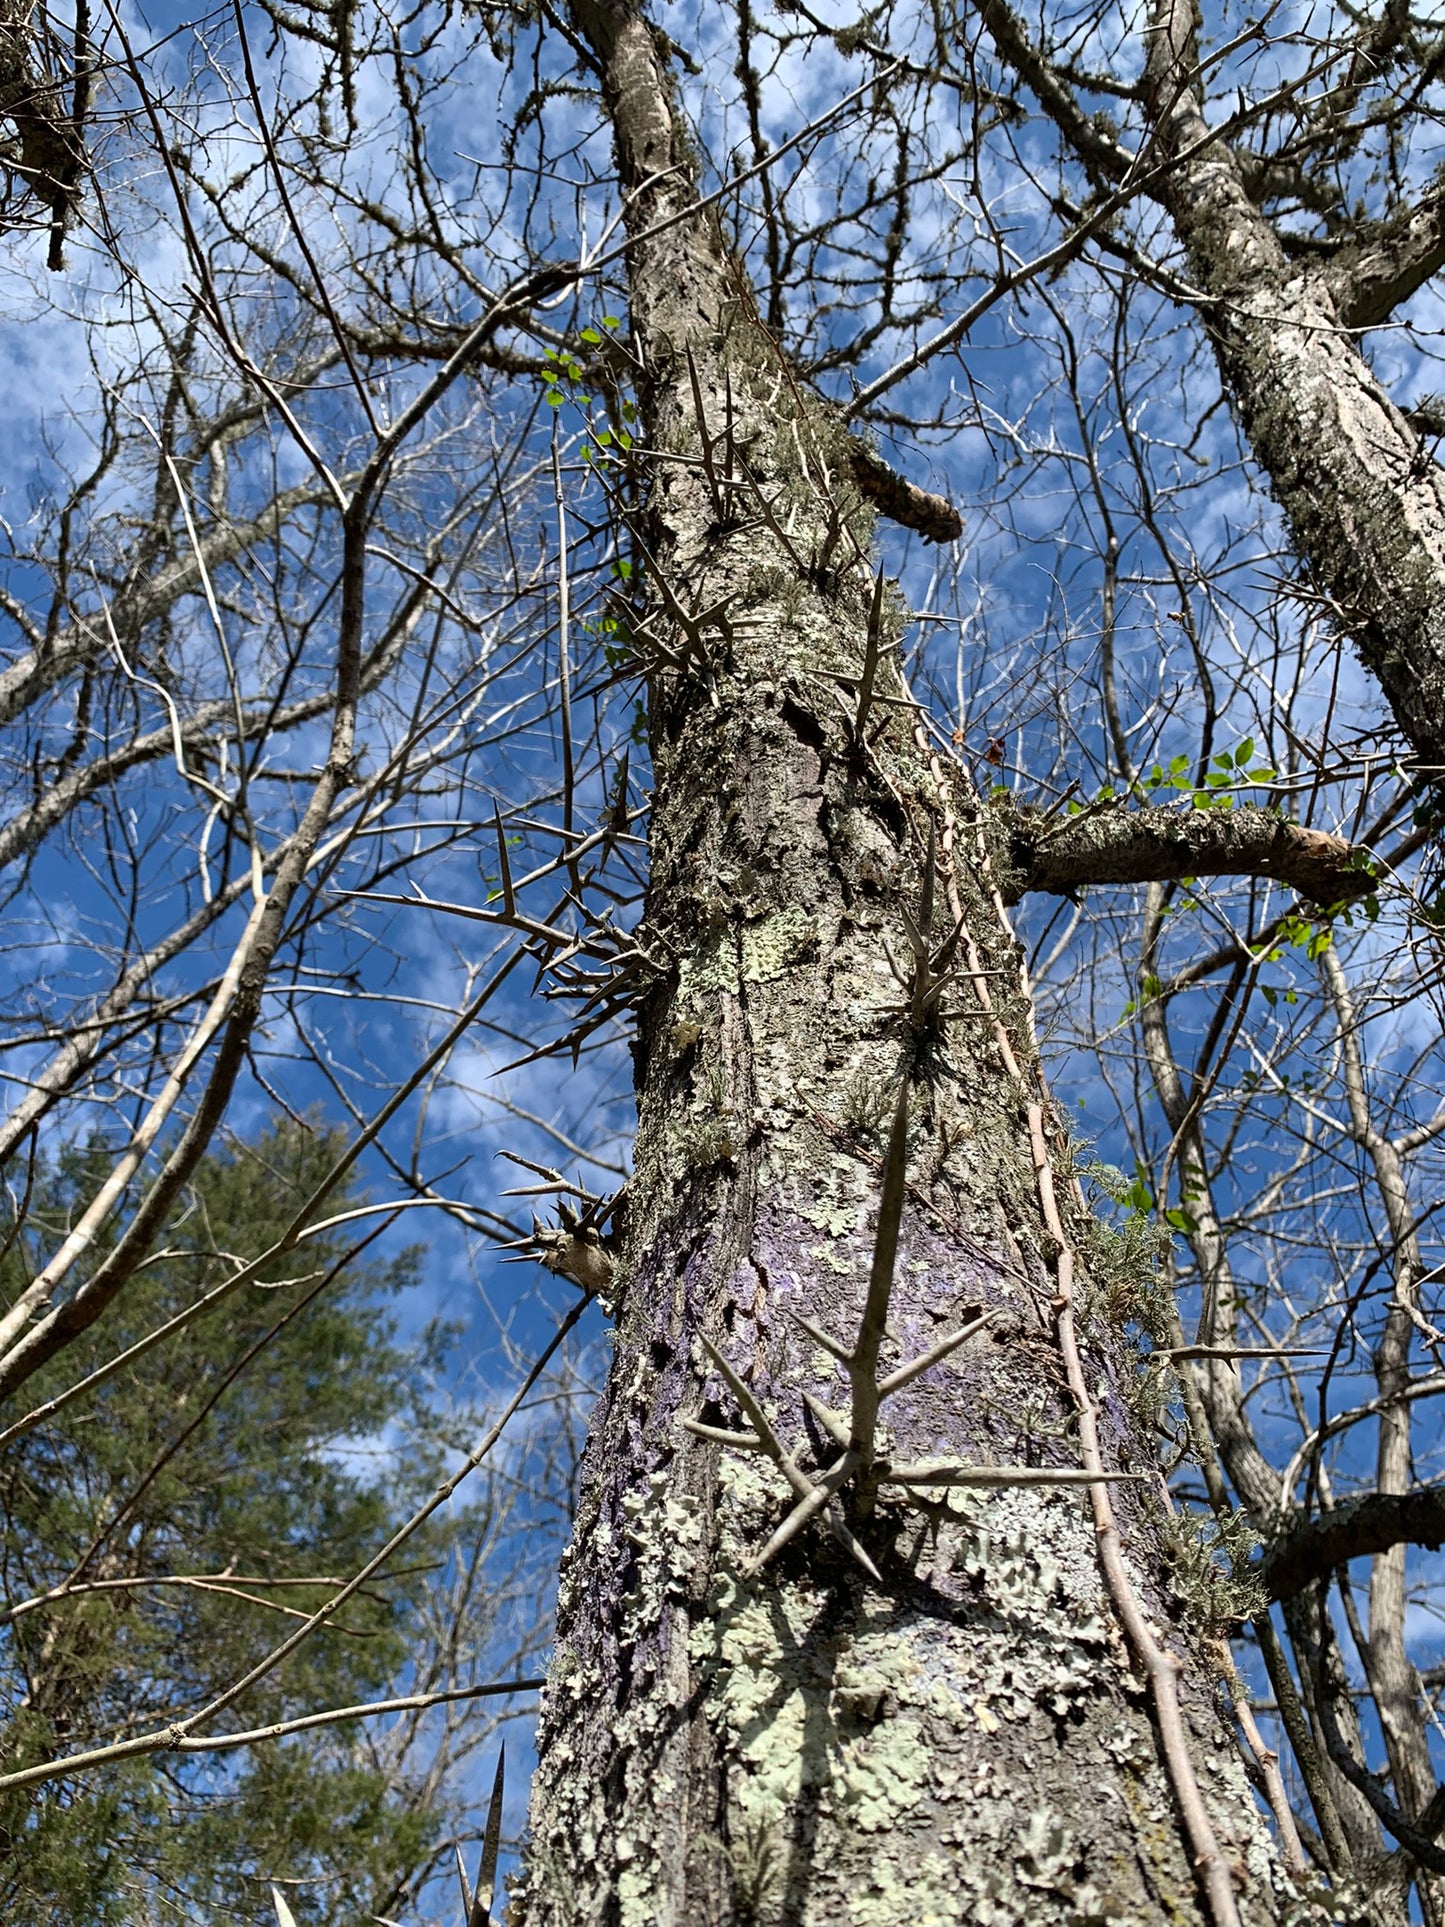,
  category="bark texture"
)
[1264,1486,1445,1603]
[513,14,1297,1925]
[998,798,1373,907]
[1142,0,1445,780]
